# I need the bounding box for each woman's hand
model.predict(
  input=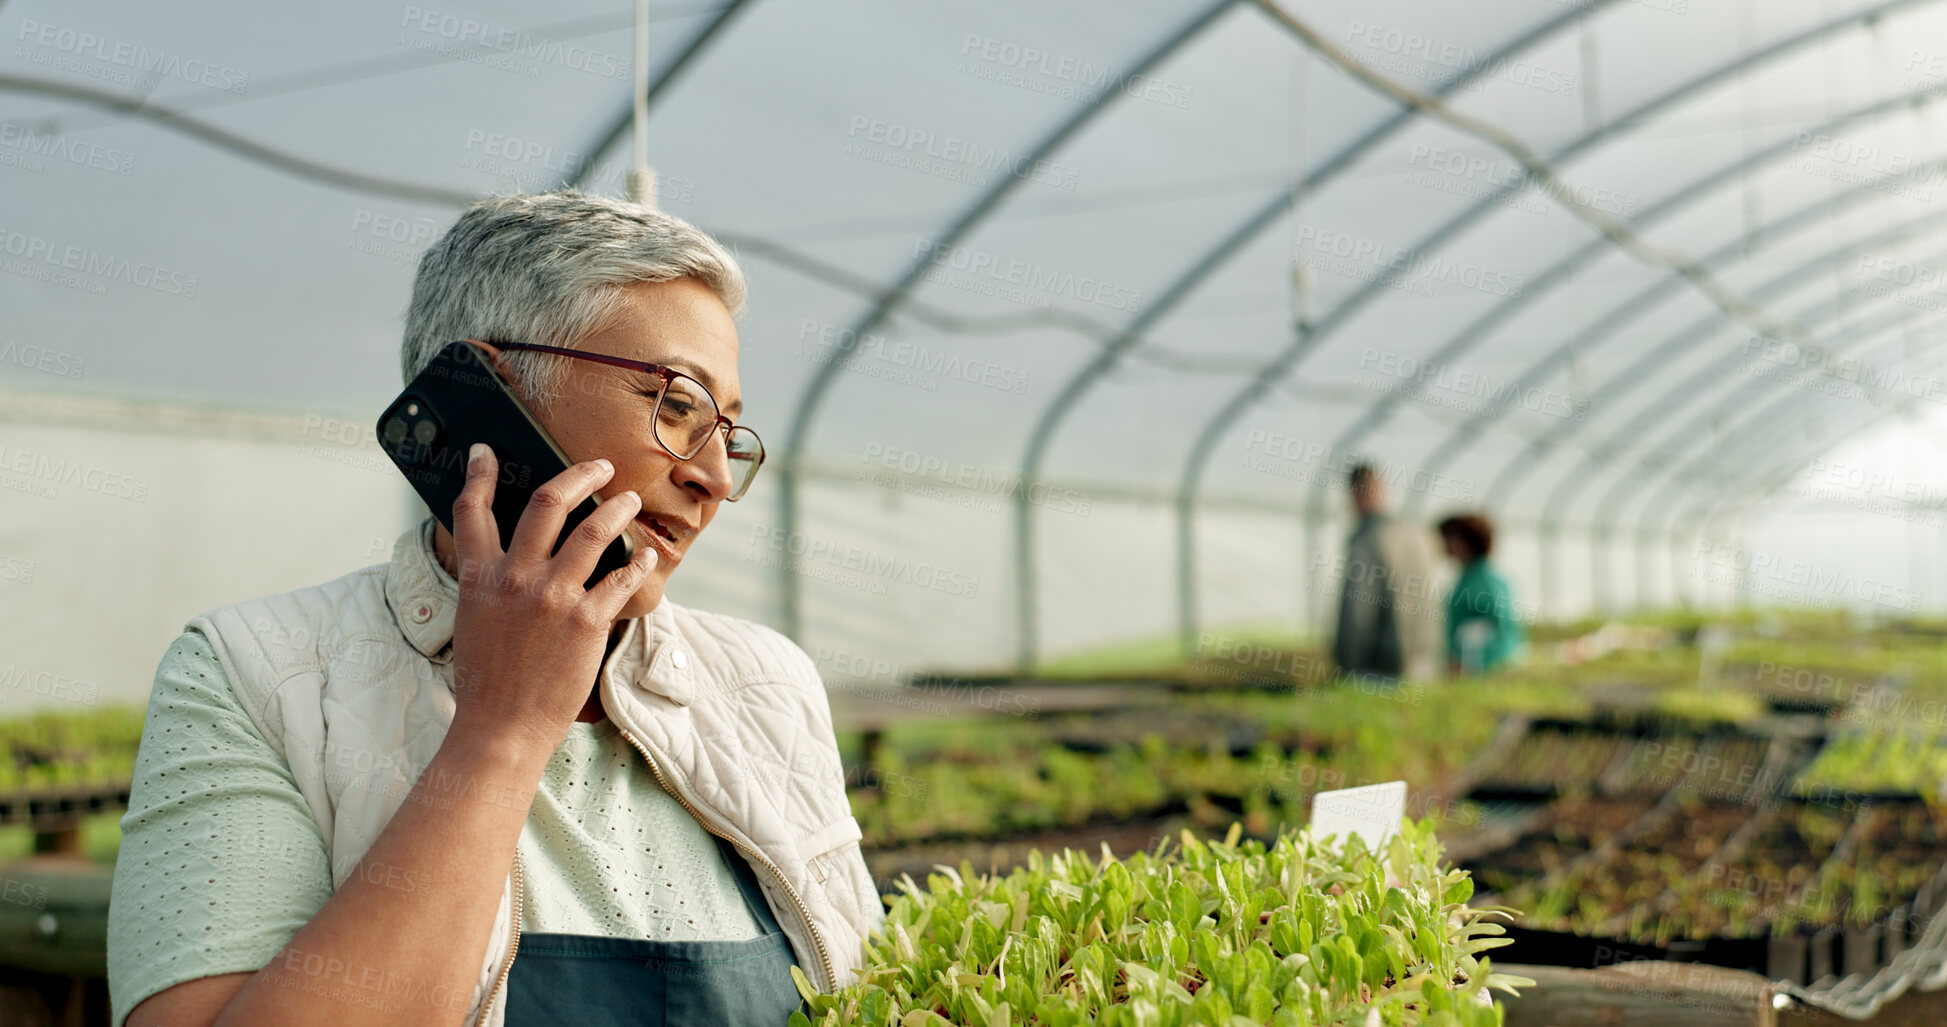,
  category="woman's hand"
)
[446,443,656,752]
